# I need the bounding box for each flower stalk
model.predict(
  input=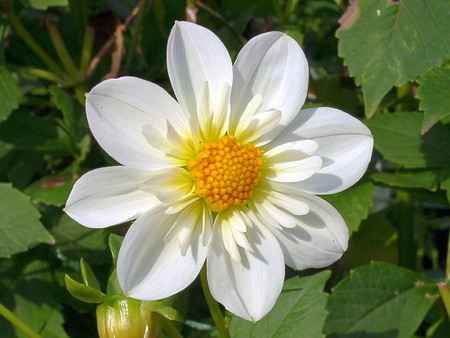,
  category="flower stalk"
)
[0,303,41,338]
[46,18,80,80]
[200,265,230,338]
[438,282,450,319]
[394,191,416,270]
[6,9,65,78]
